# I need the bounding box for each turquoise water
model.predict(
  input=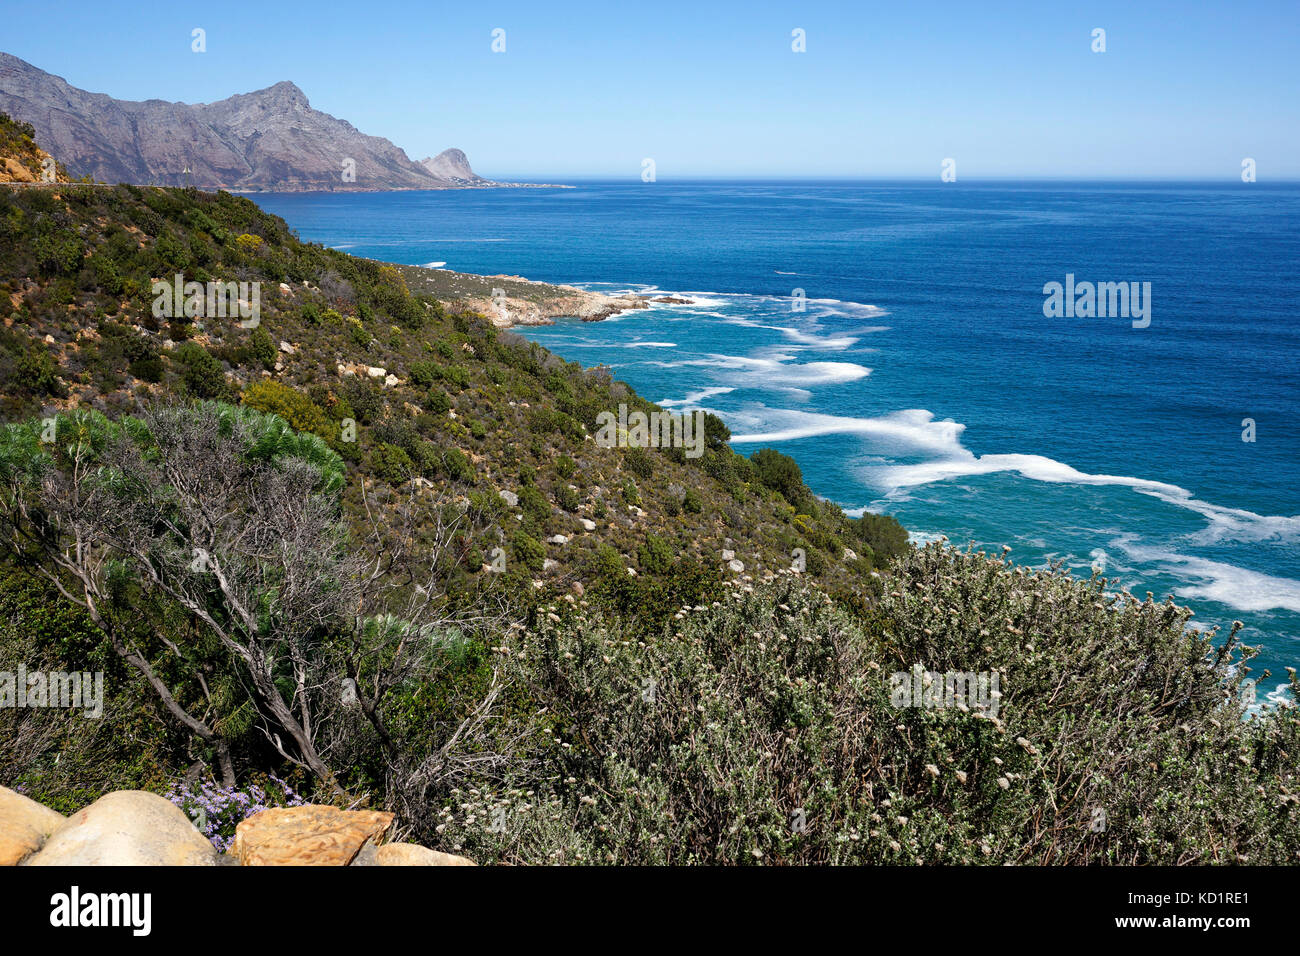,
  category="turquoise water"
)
[254,181,1300,694]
